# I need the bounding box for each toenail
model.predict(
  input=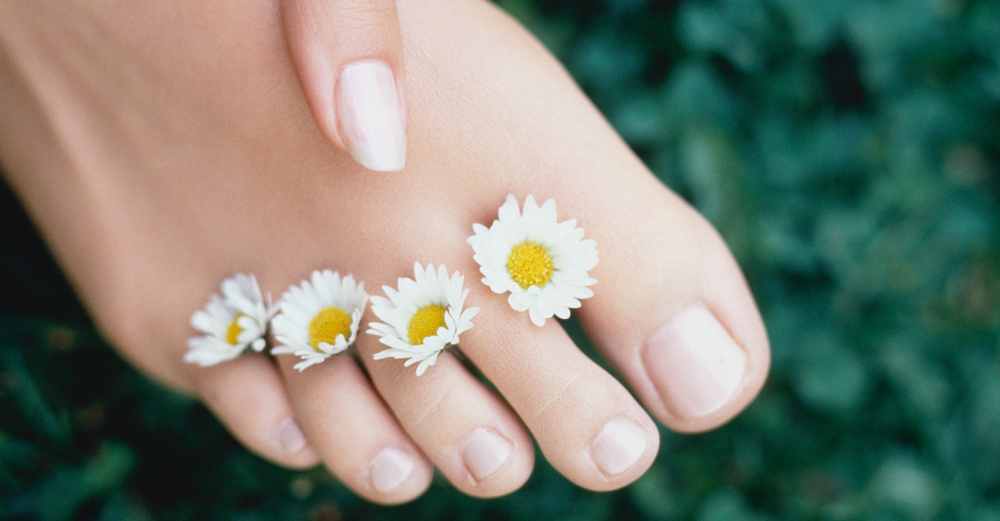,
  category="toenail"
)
[337,59,407,172]
[276,417,307,453]
[461,428,514,481]
[369,446,415,492]
[590,418,647,476]
[642,306,748,419]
